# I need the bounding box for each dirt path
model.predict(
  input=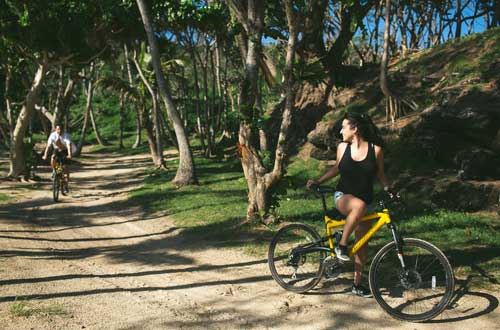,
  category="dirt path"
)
[0,151,499,330]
